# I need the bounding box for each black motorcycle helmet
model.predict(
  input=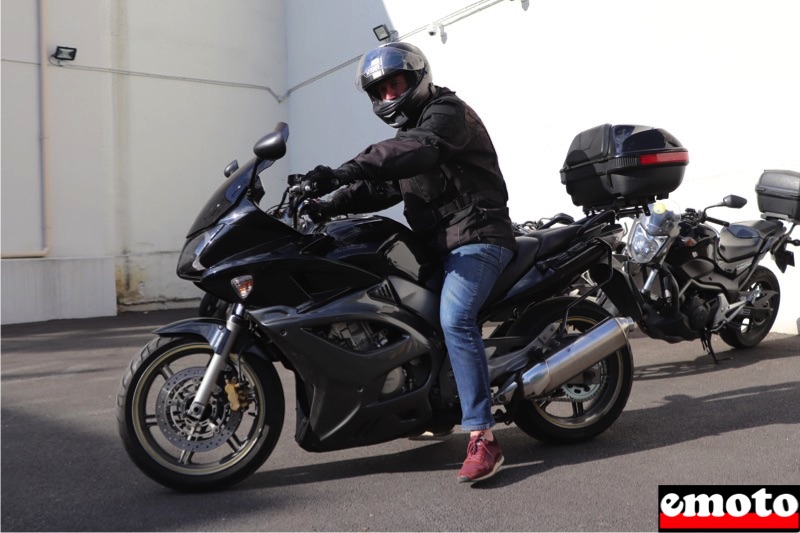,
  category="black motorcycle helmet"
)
[355,42,433,128]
